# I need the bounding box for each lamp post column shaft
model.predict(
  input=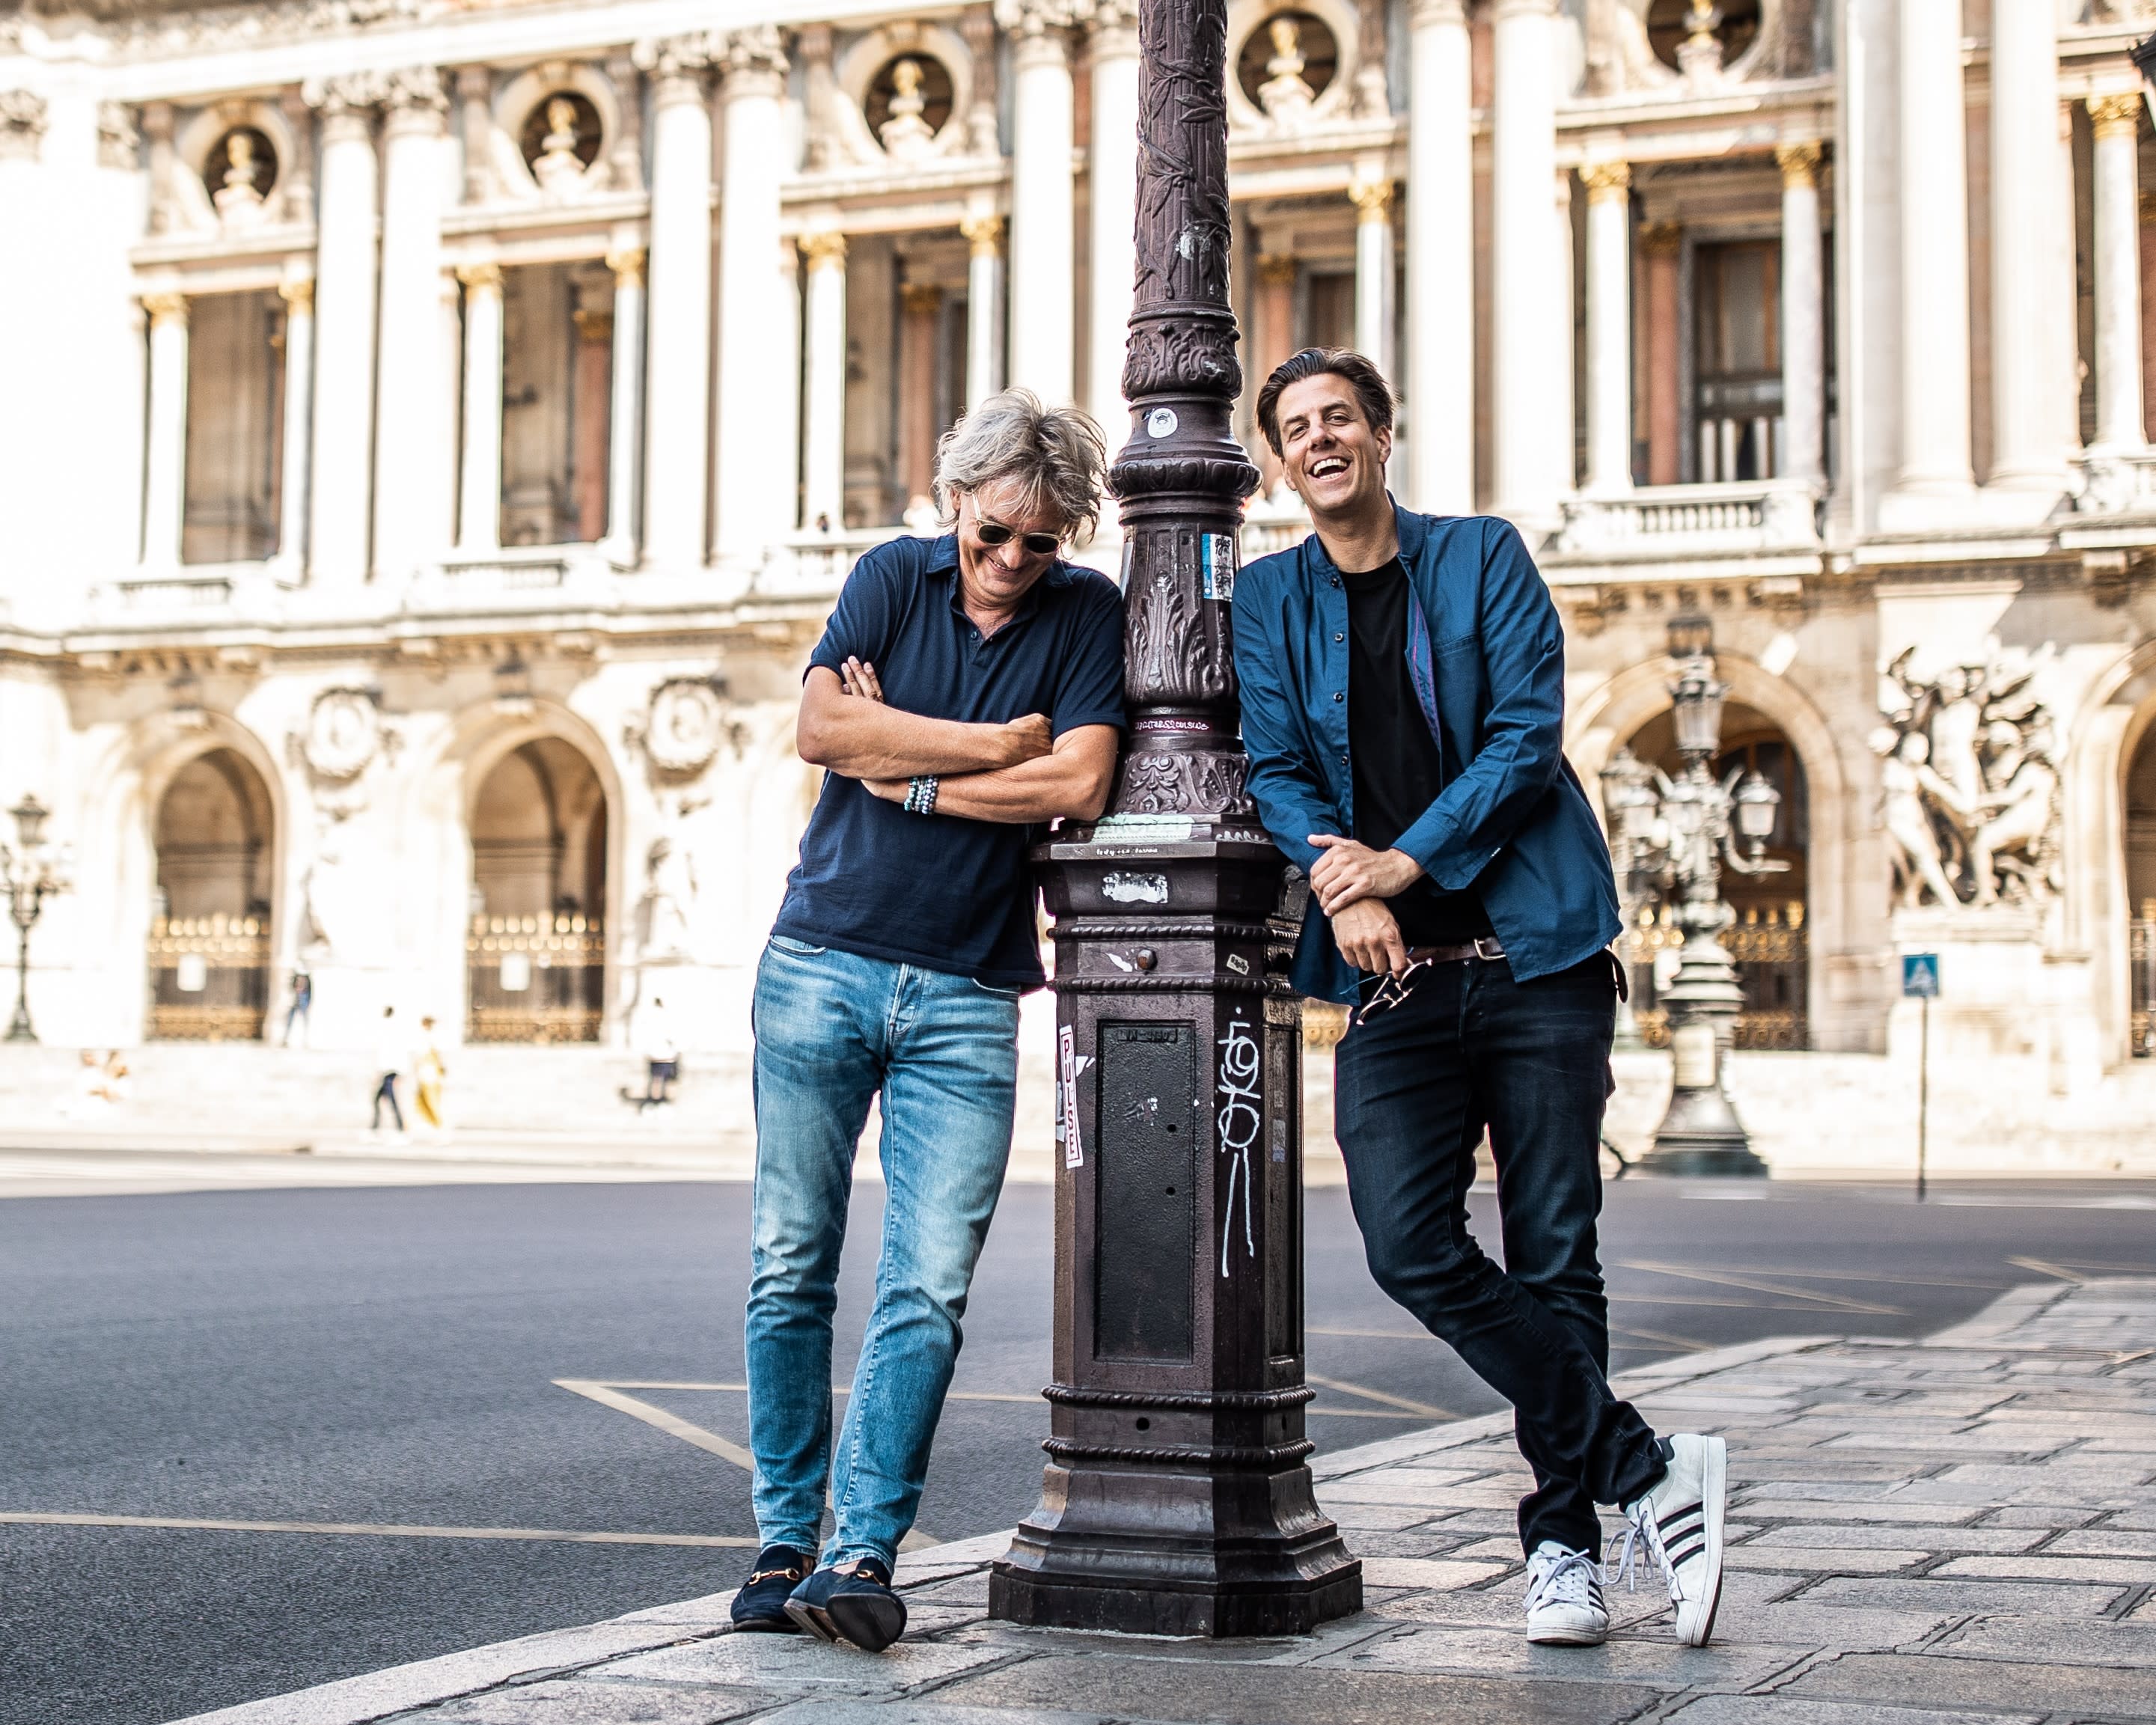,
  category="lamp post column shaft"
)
[987,0,1360,1638]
